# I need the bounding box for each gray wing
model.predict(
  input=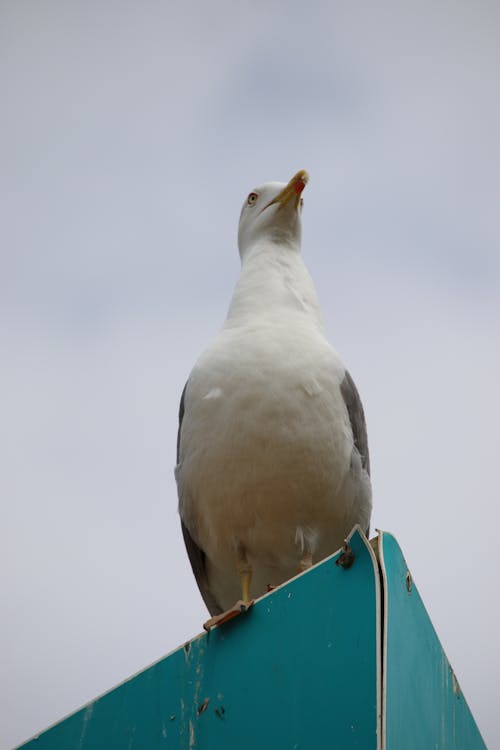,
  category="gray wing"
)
[177,382,223,616]
[340,369,371,537]
[176,381,188,465]
[340,369,370,476]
